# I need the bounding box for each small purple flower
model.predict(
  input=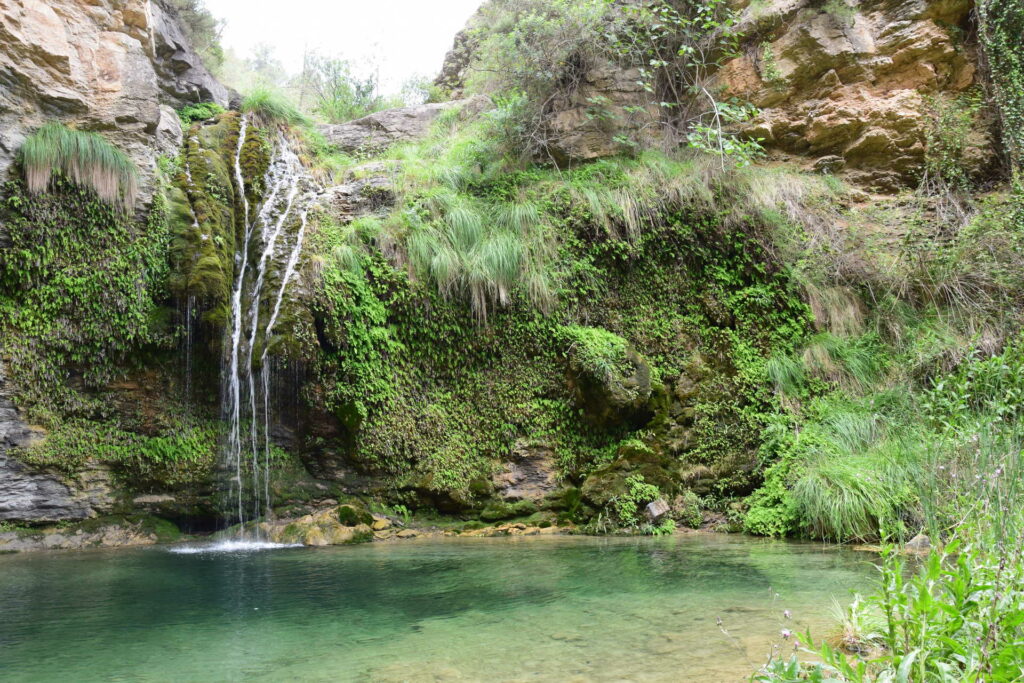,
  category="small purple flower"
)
[780,629,793,640]
[783,610,792,620]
